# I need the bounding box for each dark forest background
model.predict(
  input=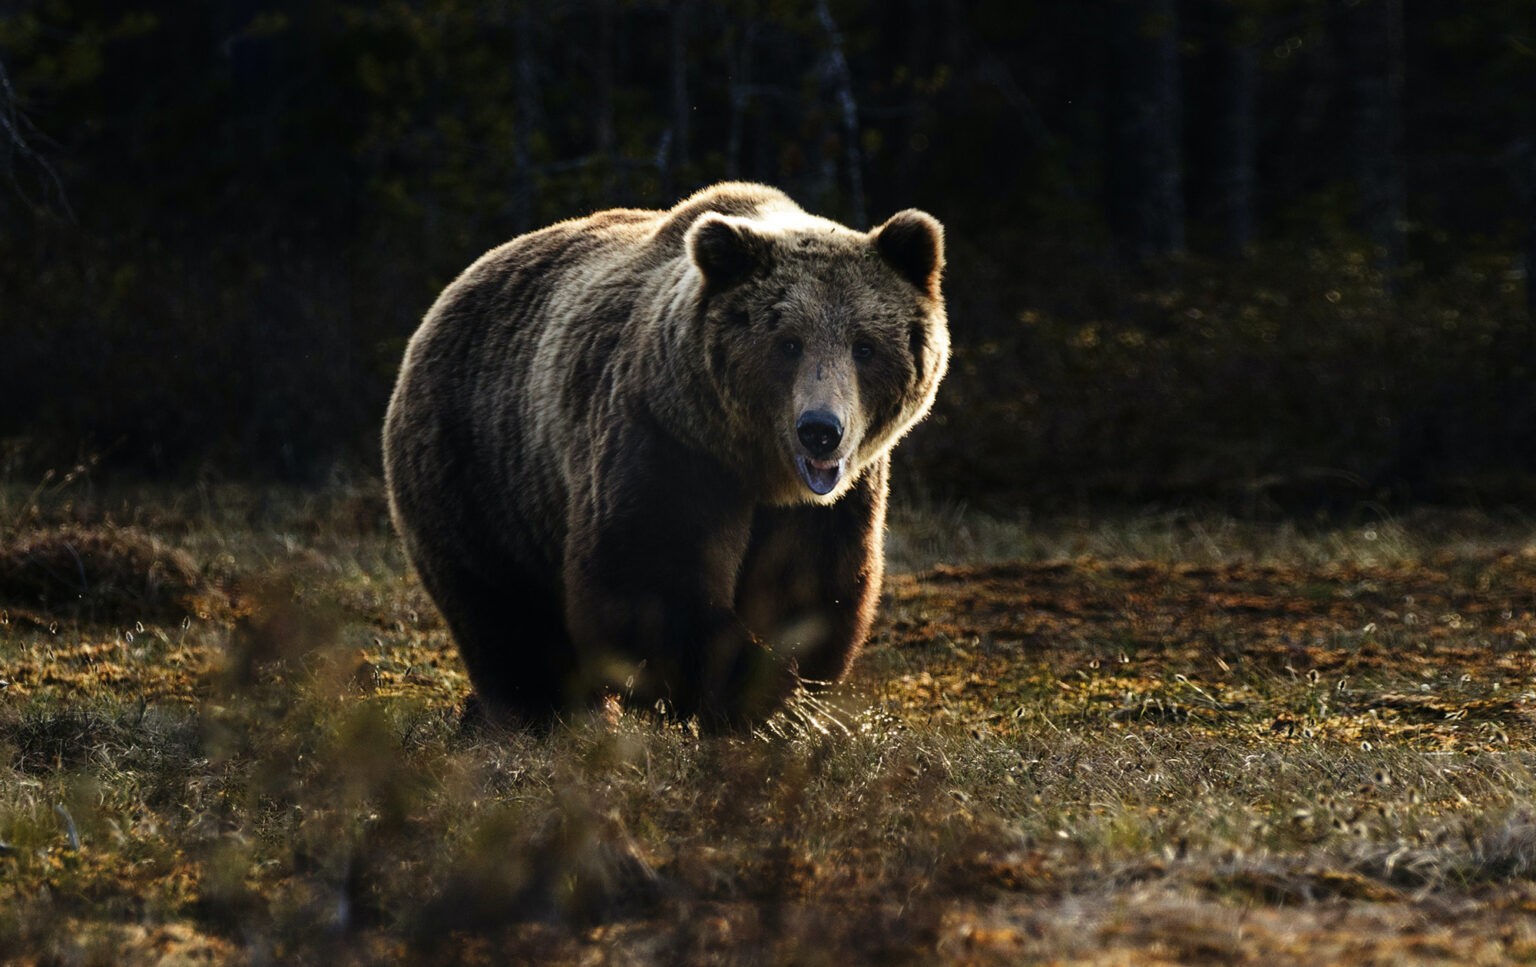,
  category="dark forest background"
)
[1,0,1533,509]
